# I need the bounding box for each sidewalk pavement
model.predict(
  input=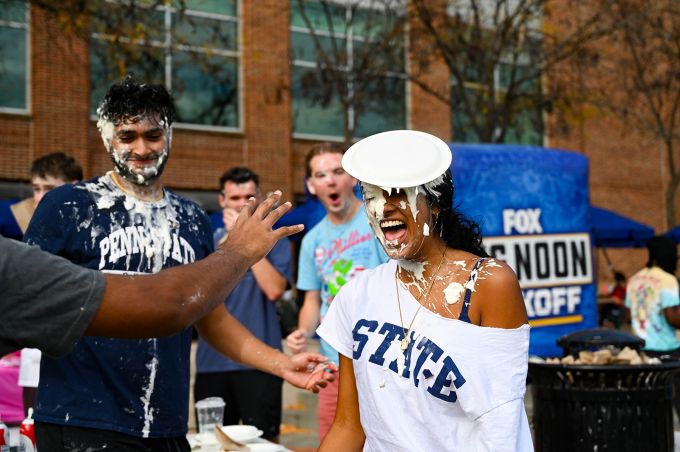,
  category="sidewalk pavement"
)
[280,340,322,452]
